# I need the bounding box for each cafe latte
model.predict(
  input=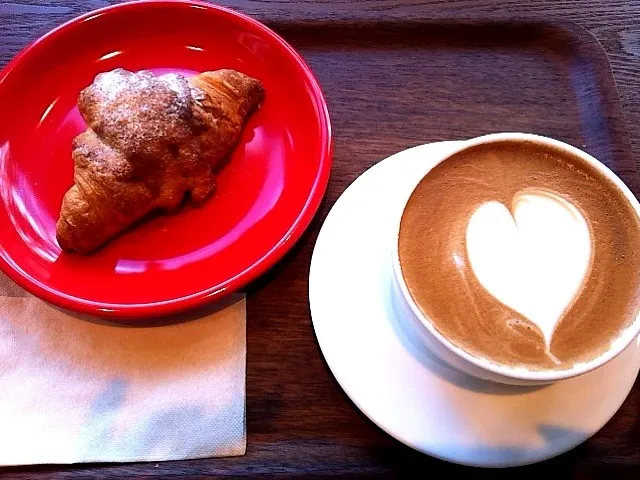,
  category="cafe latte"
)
[398,140,640,370]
